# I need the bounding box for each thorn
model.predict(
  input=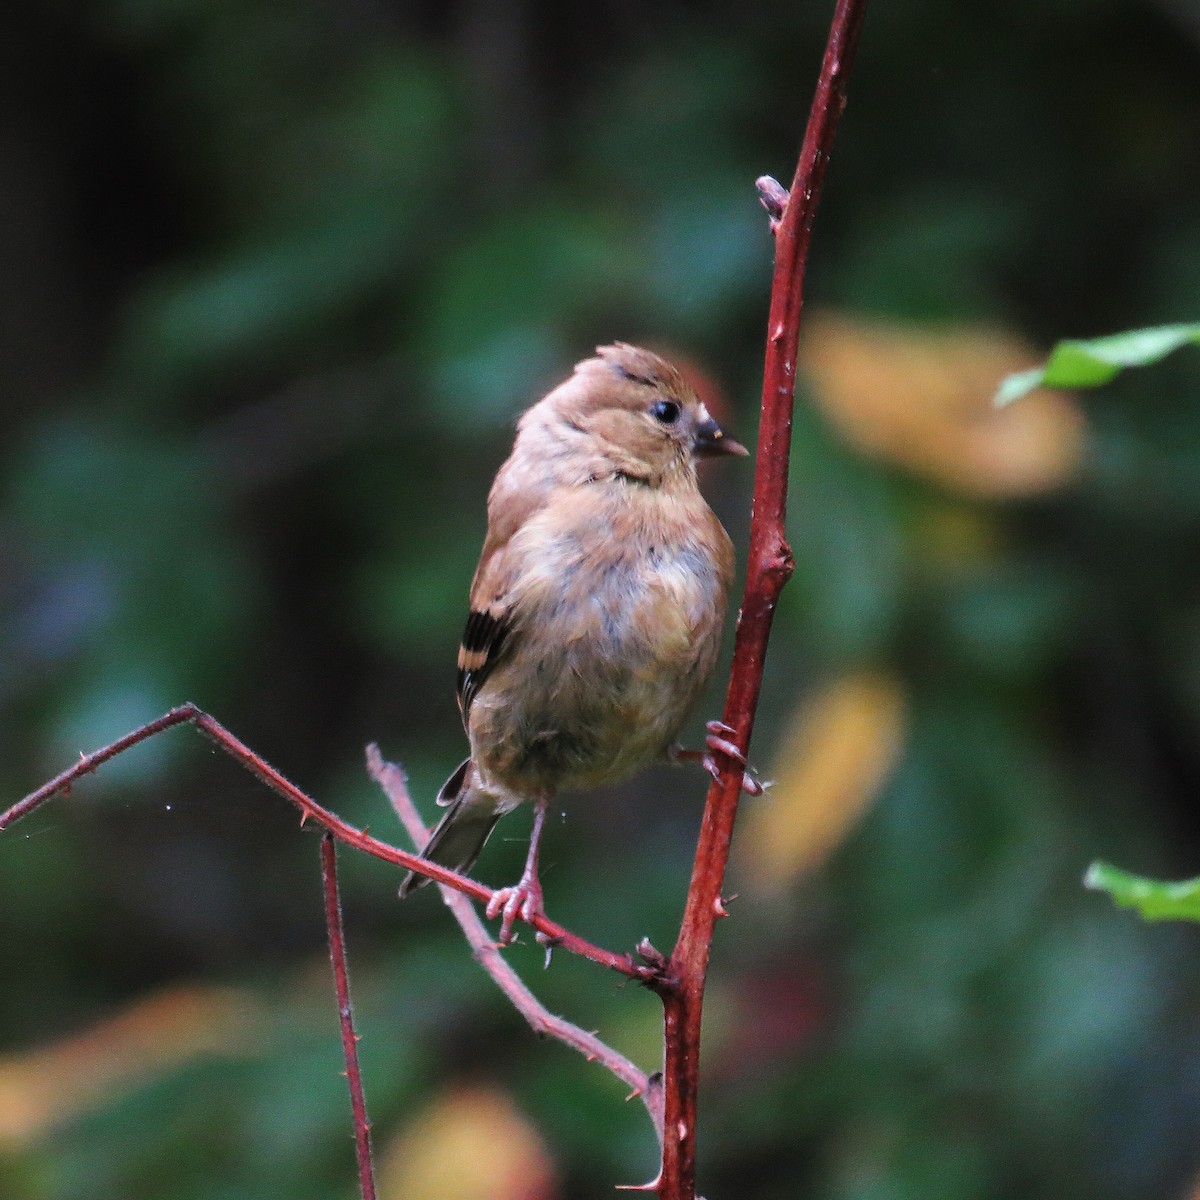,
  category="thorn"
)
[755,174,789,230]
[713,896,730,918]
[299,812,309,827]
[615,1175,662,1193]
[635,938,667,970]
[624,1084,645,1101]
